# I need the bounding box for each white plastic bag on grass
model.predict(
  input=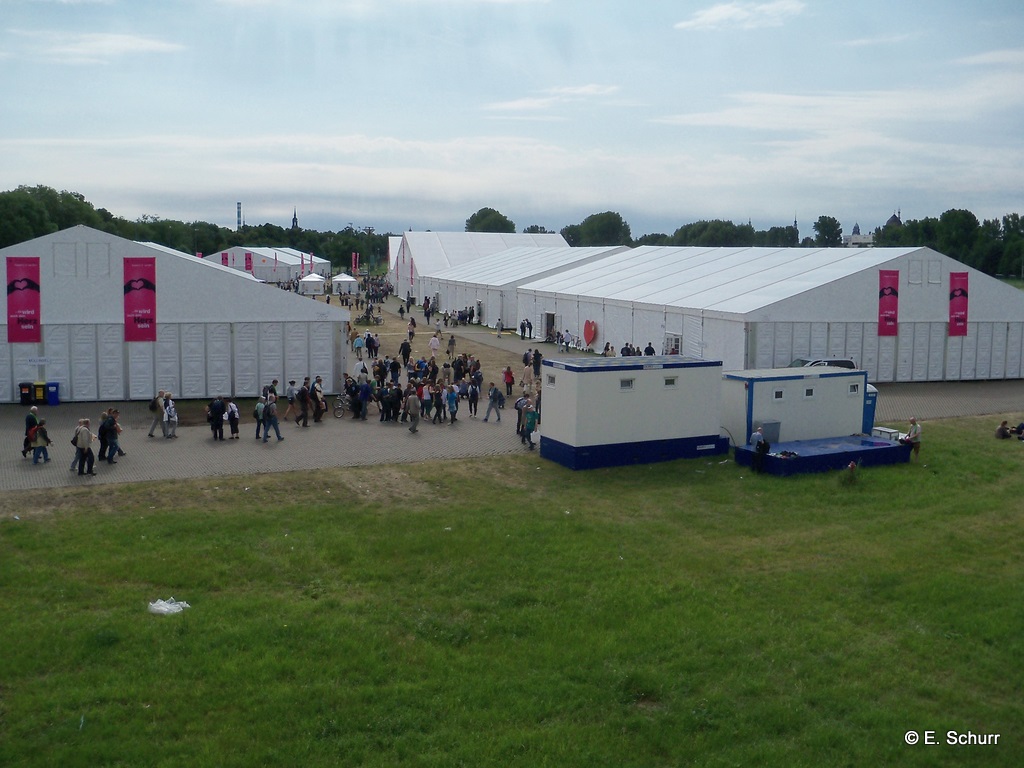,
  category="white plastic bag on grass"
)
[148,597,190,615]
